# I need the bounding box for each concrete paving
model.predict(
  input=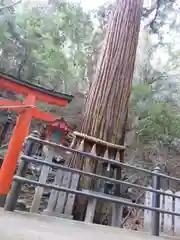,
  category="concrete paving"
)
[0,208,176,240]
